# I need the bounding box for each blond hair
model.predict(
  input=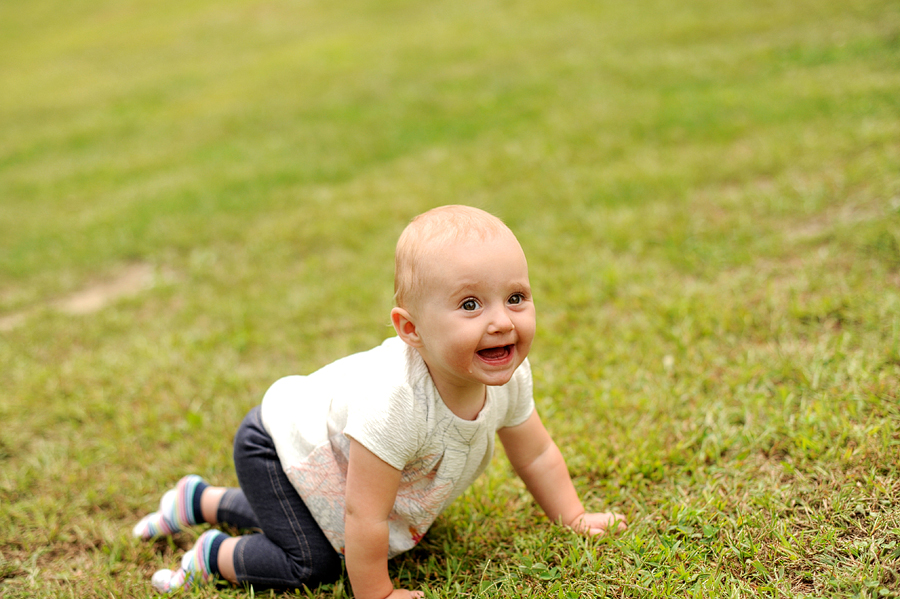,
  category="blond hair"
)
[394,205,514,309]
